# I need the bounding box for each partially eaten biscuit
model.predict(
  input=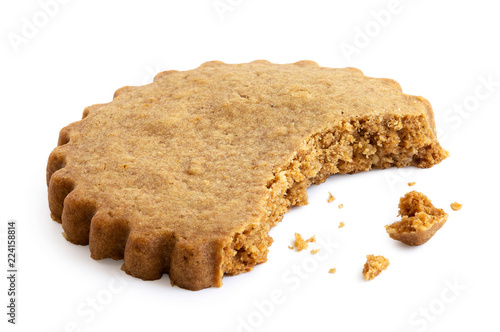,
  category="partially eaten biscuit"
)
[385,191,448,246]
[47,61,448,290]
